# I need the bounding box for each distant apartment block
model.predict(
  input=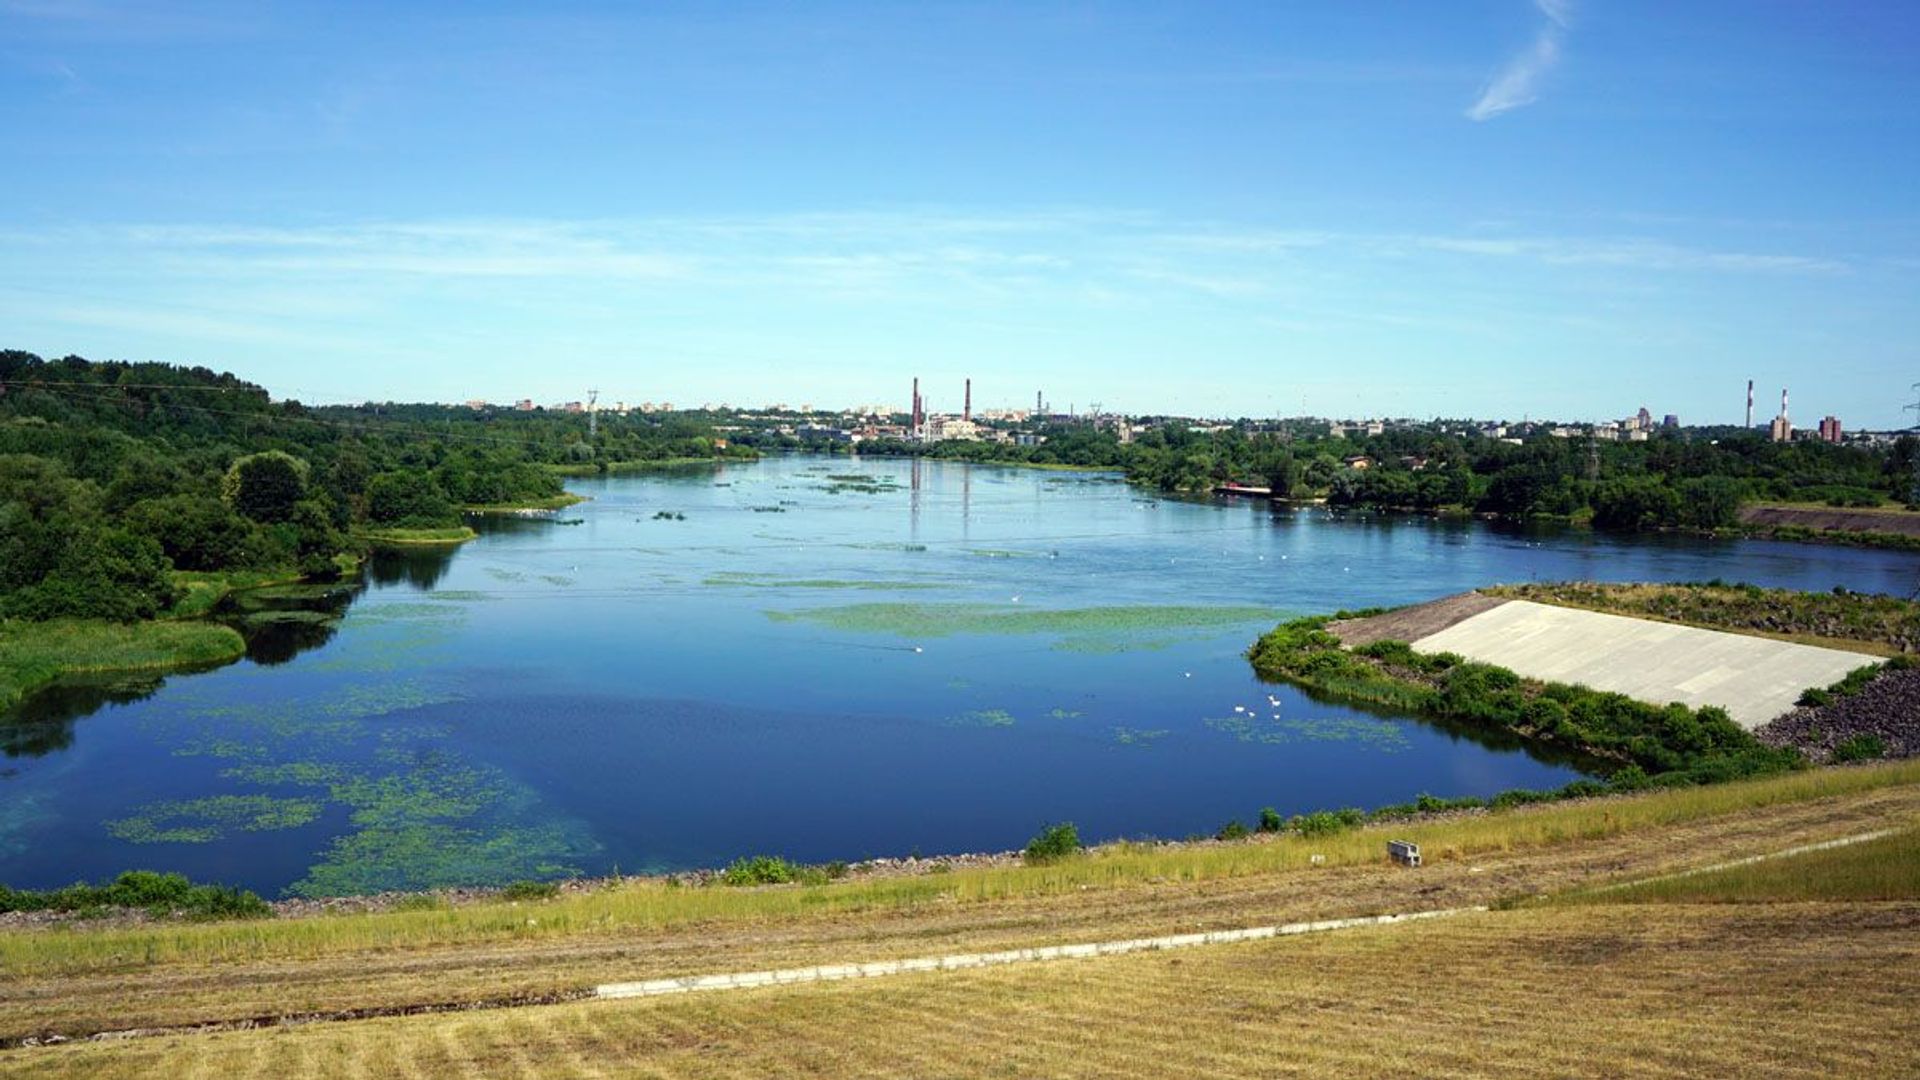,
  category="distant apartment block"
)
[1818,416,1843,443]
